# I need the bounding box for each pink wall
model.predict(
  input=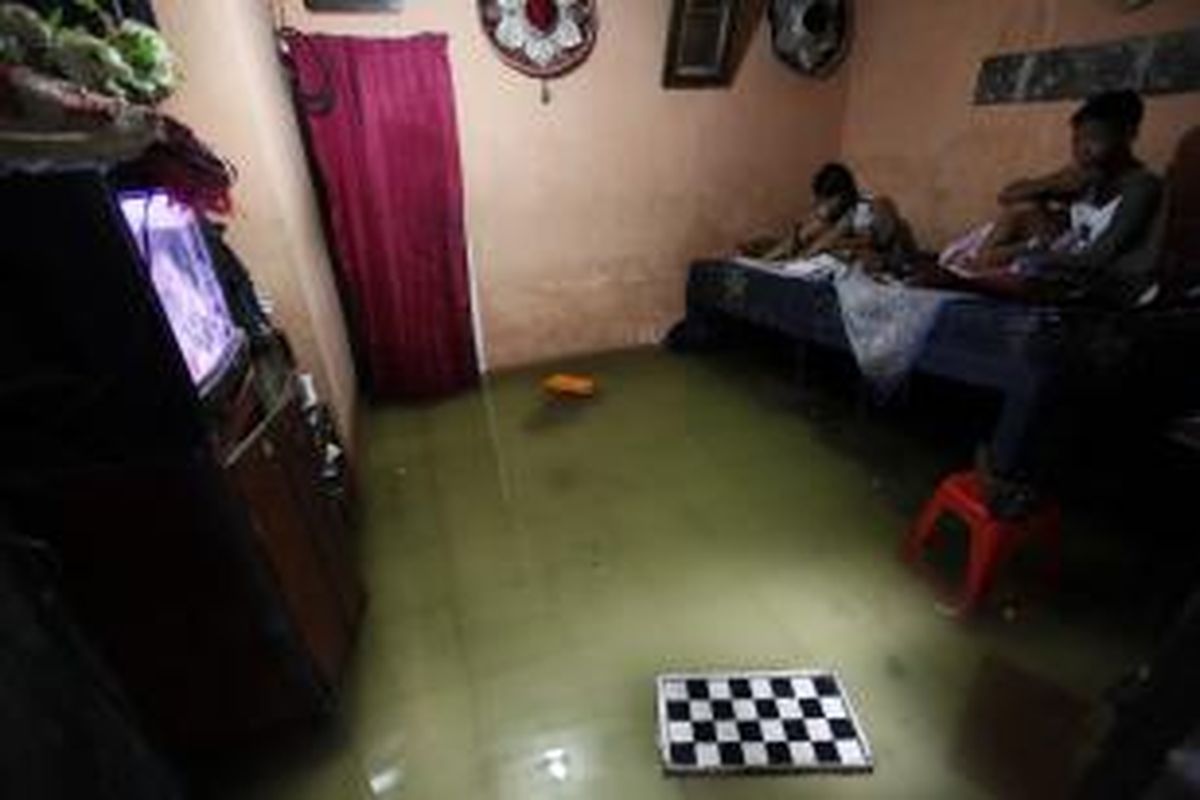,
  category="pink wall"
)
[840,0,1200,248]
[274,0,848,369]
[155,0,1199,397]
